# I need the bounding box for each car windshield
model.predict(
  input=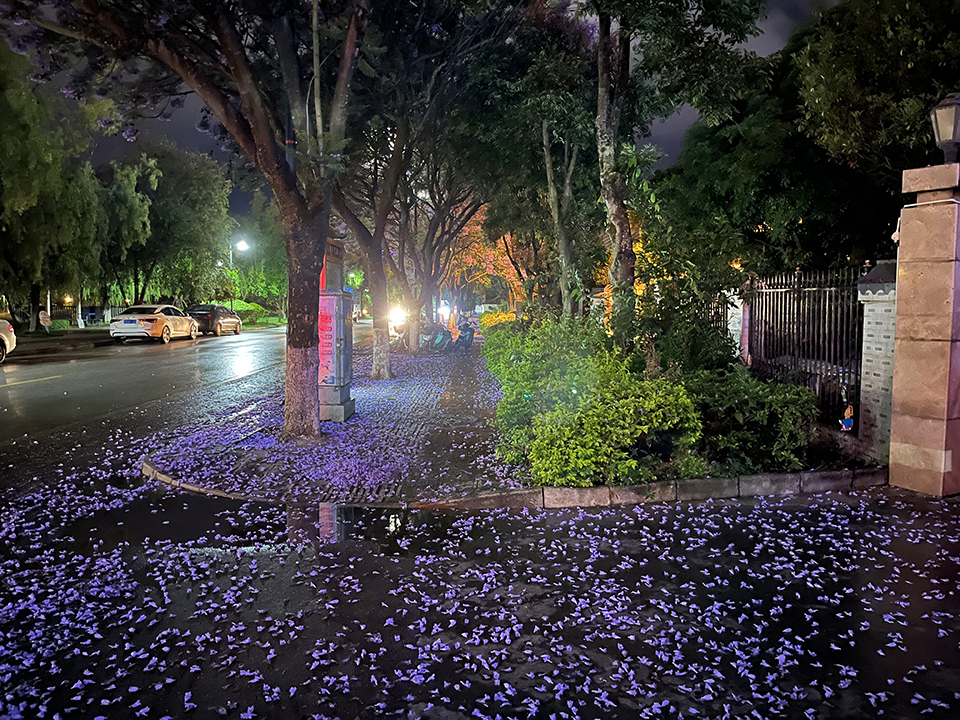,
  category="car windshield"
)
[186,305,215,312]
[120,306,159,315]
